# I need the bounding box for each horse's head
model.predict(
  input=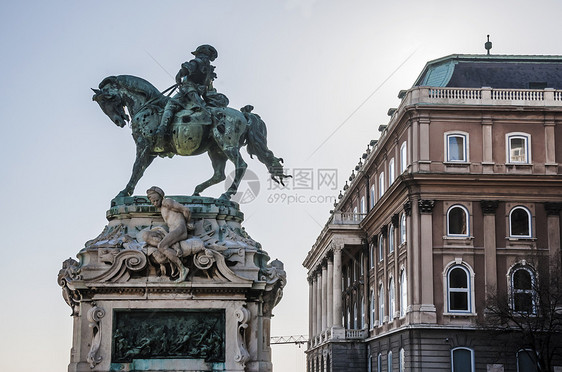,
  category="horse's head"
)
[92,76,129,128]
